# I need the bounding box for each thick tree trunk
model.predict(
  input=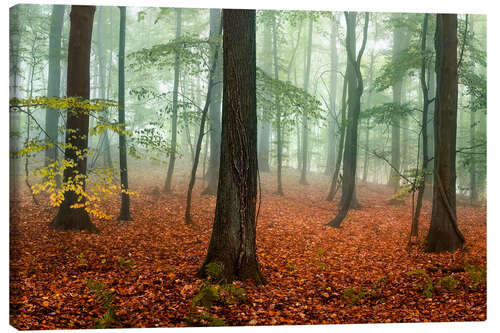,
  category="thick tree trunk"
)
[325,13,338,176]
[163,8,182,193]
[118,6,132,221]
[50,5,98,232]
[44,5,65,180]
[424,21,436,200]
[425,14,465,253]
[202,8,223,195]
[199,9,264,284]
[299,16,313,185]
[327,12,368,227]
